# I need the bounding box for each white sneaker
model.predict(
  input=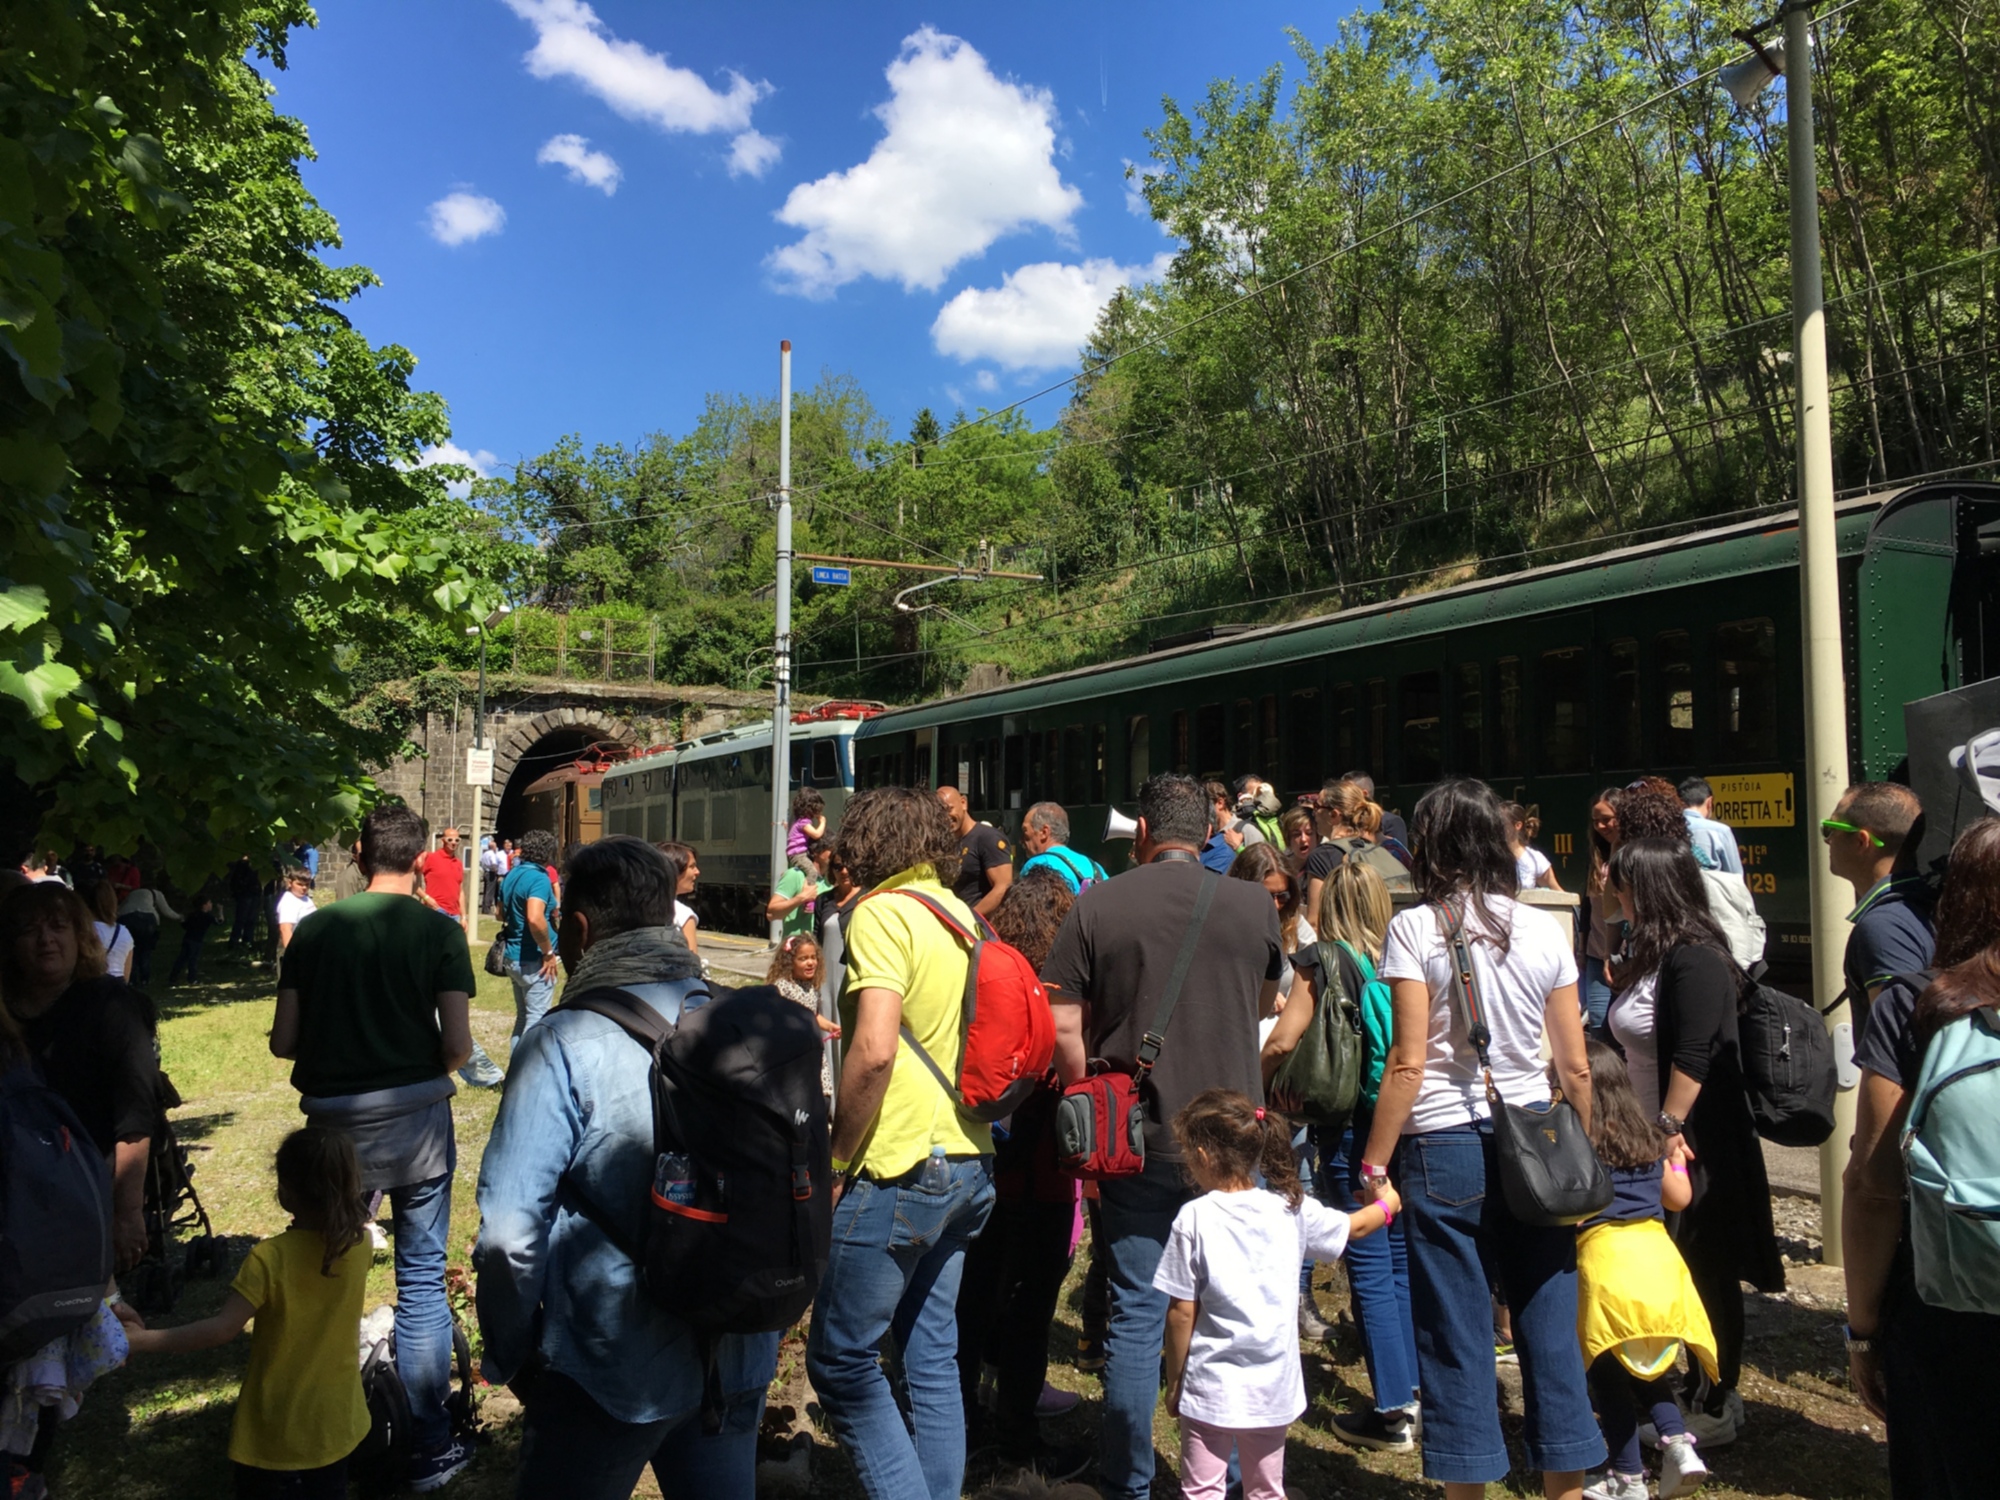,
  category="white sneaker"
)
[1658,1433,1708,1498]
[1584,1469,1650,1500]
